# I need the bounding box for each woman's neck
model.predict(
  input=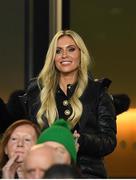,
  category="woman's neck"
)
[59,73,77,95]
